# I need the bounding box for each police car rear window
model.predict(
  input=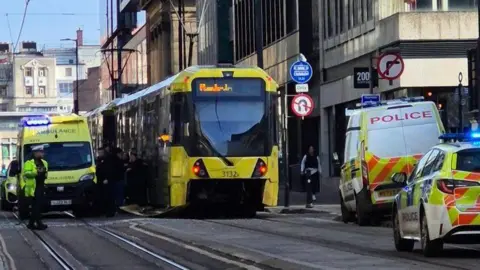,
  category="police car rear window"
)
[456,149,480,172]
